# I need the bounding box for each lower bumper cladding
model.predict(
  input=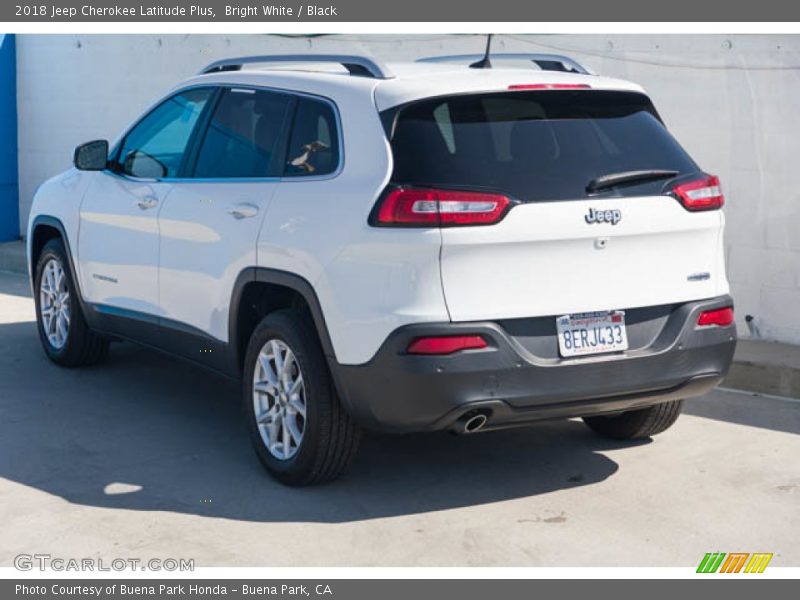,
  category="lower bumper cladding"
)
[333,295,737,433]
